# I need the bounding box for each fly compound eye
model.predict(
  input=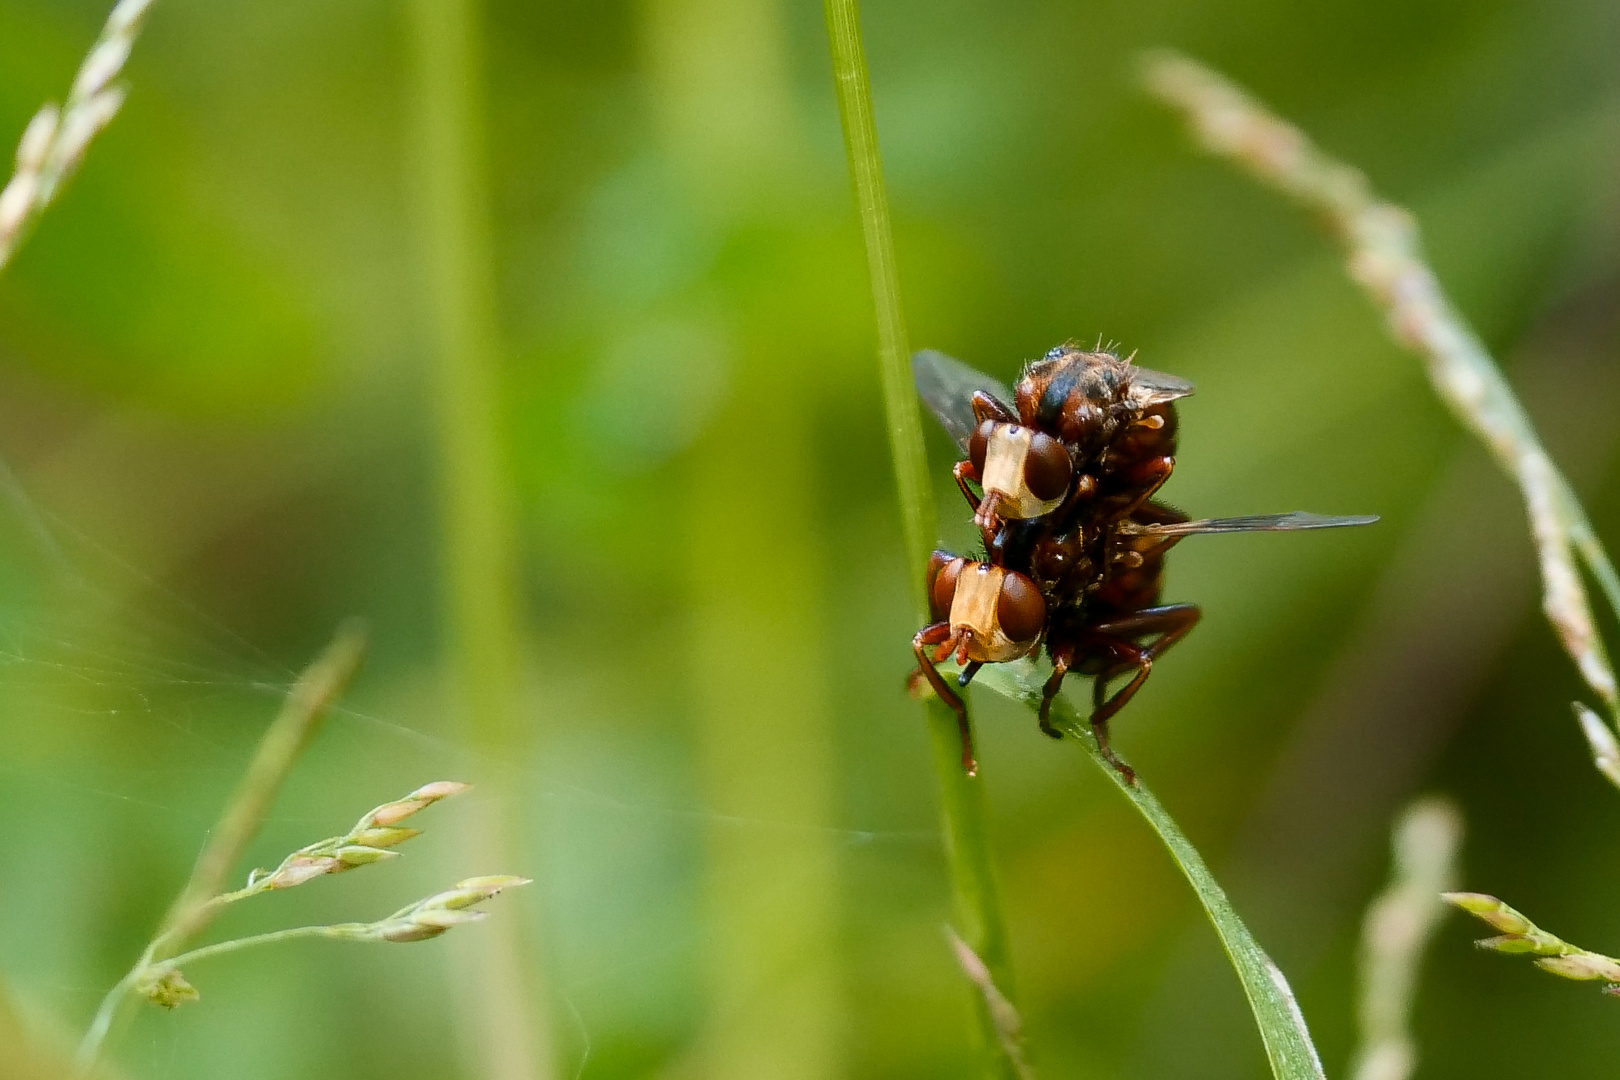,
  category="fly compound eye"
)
[968,420,995,472]
[1022,432,1072,502]
[996,570,1045,643]
[930,555,965,622]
